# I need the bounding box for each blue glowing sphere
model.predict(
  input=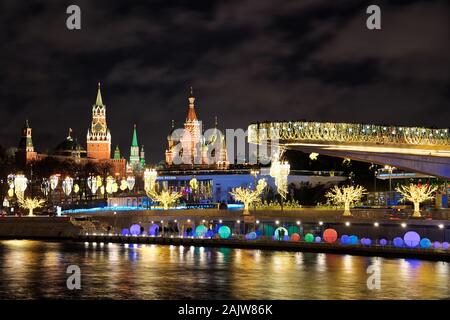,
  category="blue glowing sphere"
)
[403,231,420,248]
[420,238,431,249]
[195,225,208,237]
[433,241,441,249]
[360,238,366,245]
[315,236,321,243]
[130,224,141,235]
[218,226,231,239]
[284,235,290,241]
[442,242,449,250]
[245,232,257,240]
[148,224,159,236]
[340,235,350,245]
[379,238,388,246]
[121,228,130,236]
[363,238,372,246]
[393,237,404,247]
[205,230,214,238]
[349,235,359,245]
